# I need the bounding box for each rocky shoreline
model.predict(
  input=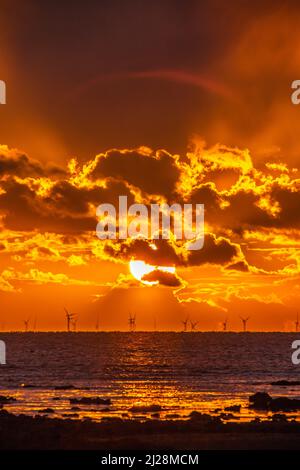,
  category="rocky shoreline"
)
[1,394,300,449]
[2,390,300,449]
